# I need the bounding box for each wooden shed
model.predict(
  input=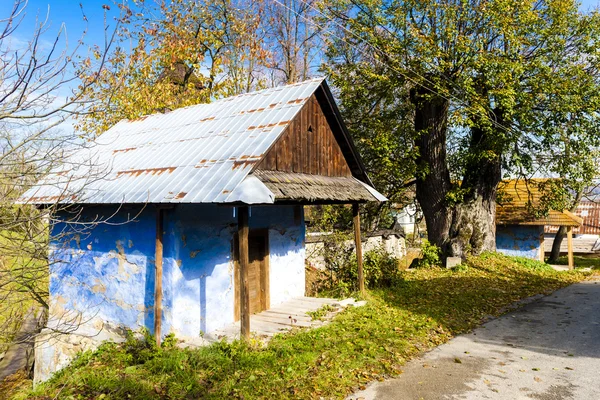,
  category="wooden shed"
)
[20,78,386,381]
[496,179,582,268]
